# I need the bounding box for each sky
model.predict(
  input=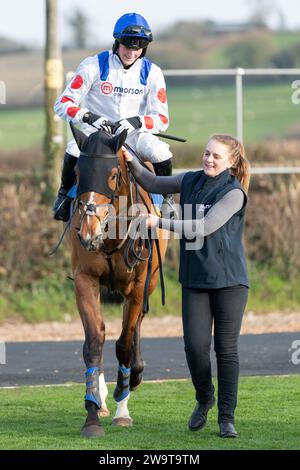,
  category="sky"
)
[0,0,300,47]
